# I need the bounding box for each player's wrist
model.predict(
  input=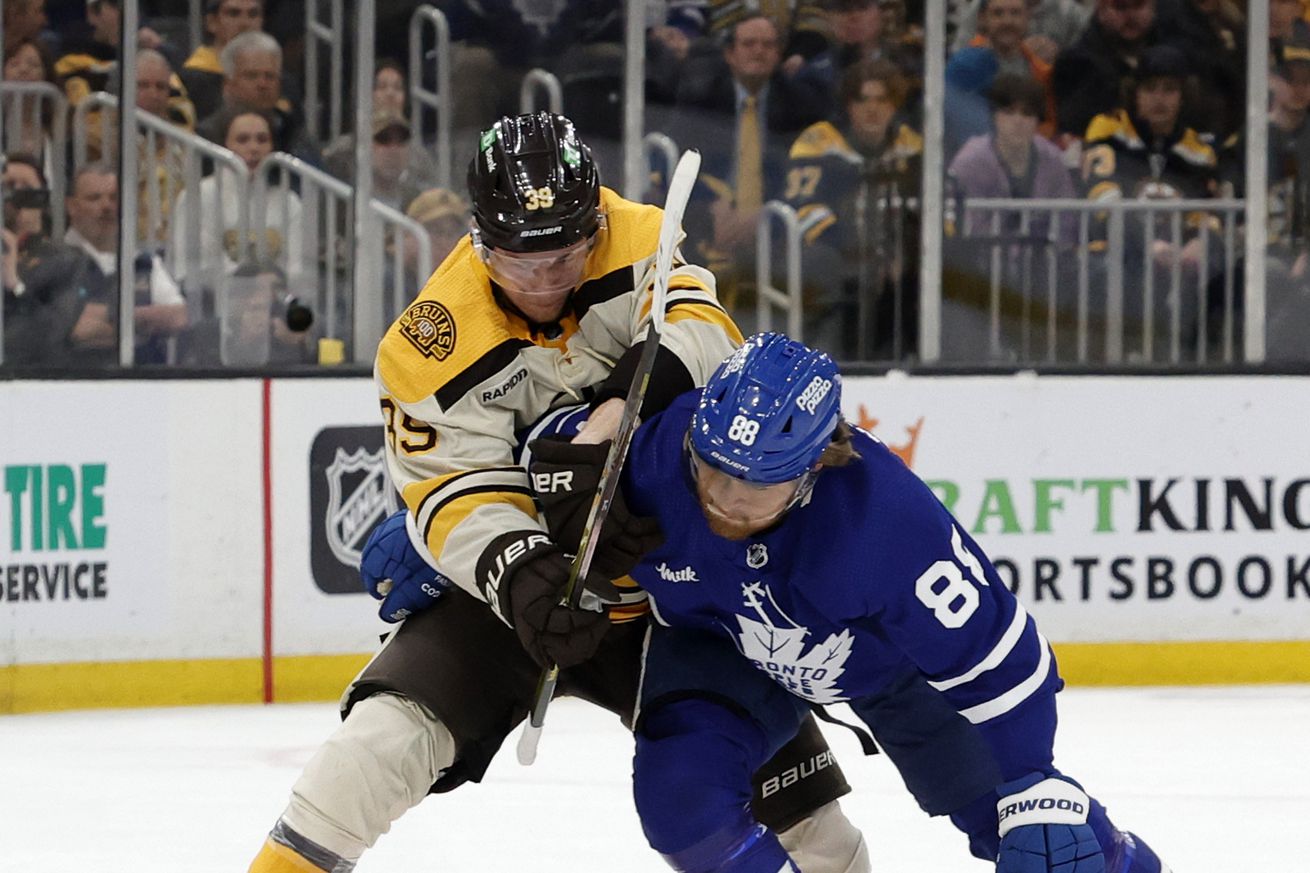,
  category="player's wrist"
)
[475,530,557,626]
